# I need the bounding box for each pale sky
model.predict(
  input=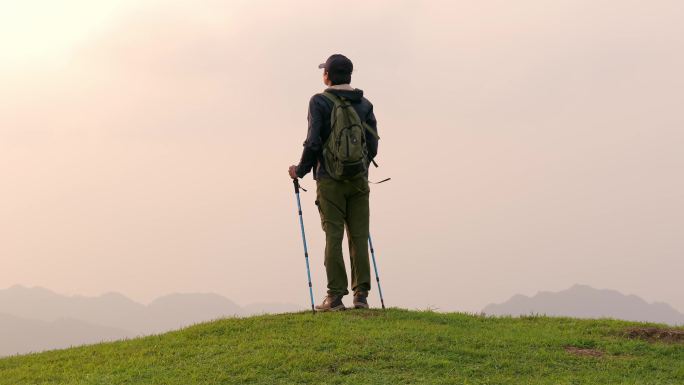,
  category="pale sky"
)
[1,0,683,313]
